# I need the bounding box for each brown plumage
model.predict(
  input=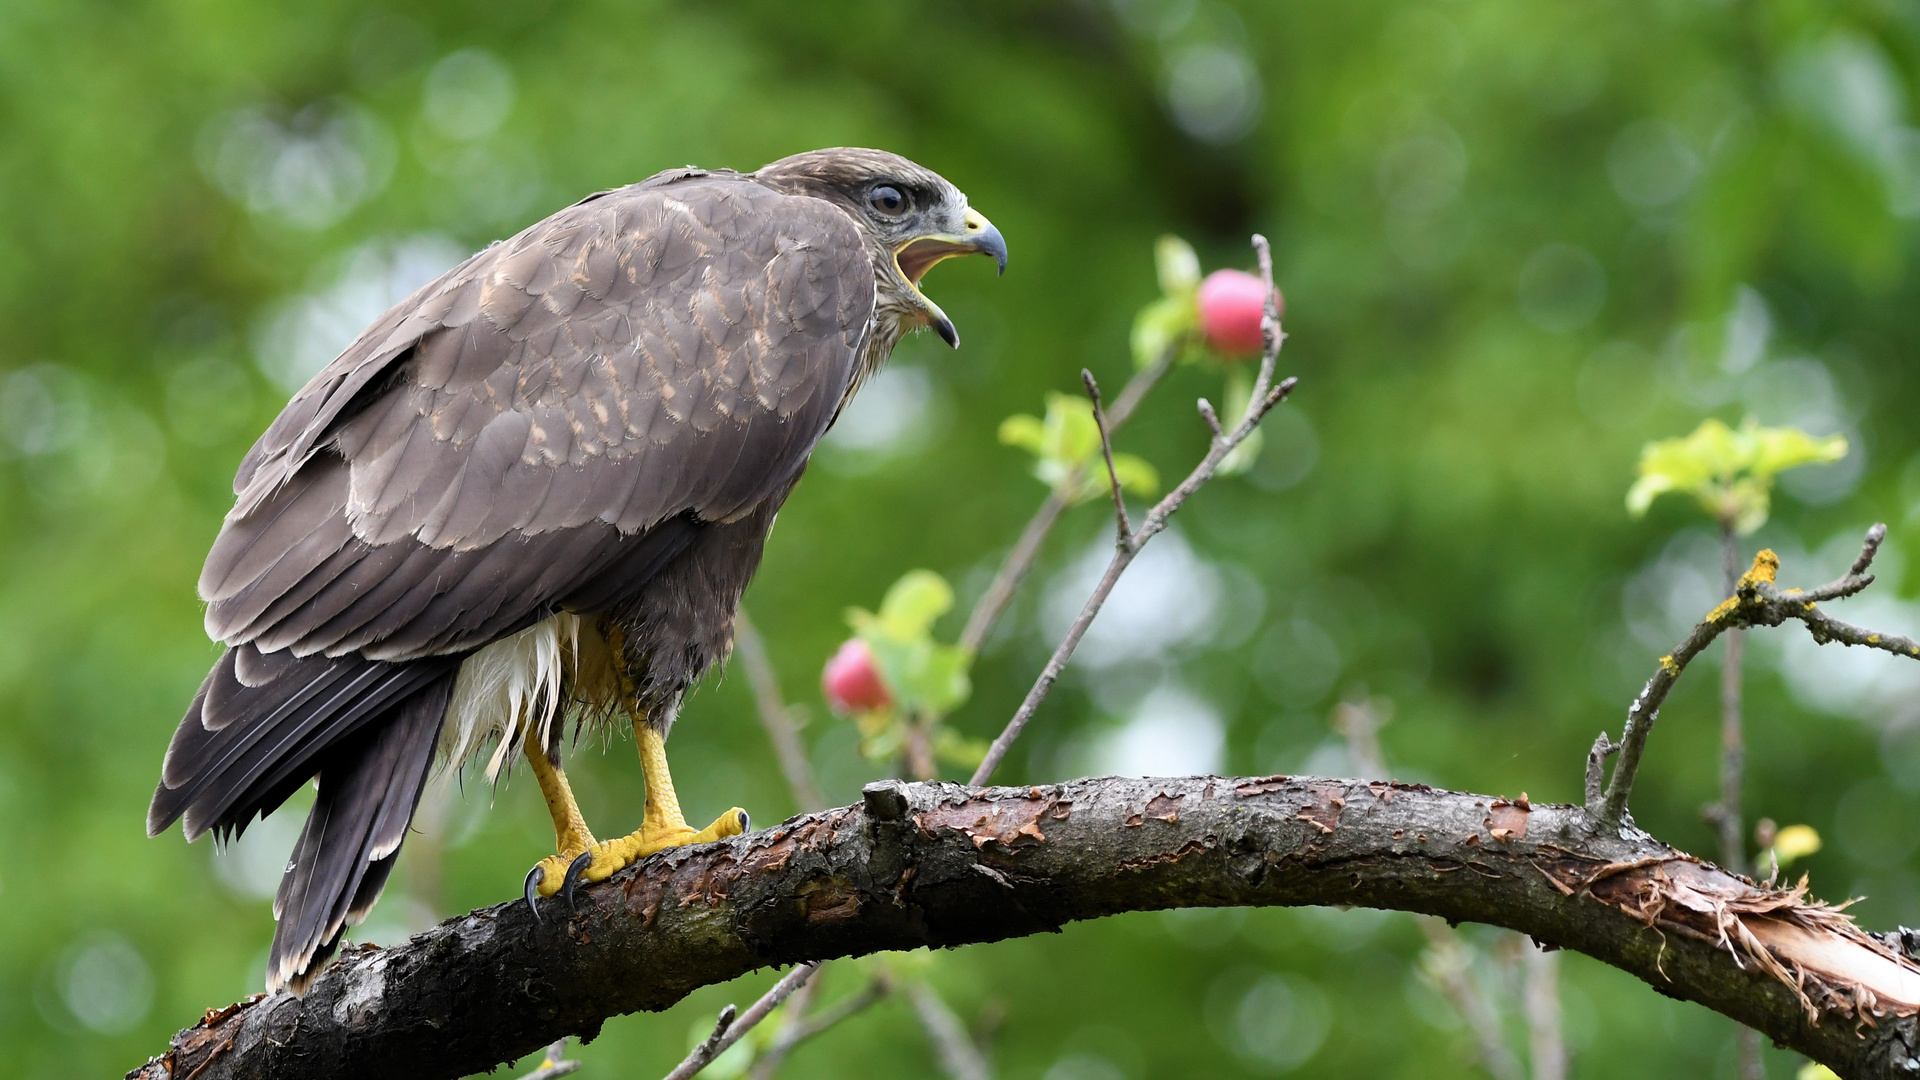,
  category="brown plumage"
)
[148,148,1006,993]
